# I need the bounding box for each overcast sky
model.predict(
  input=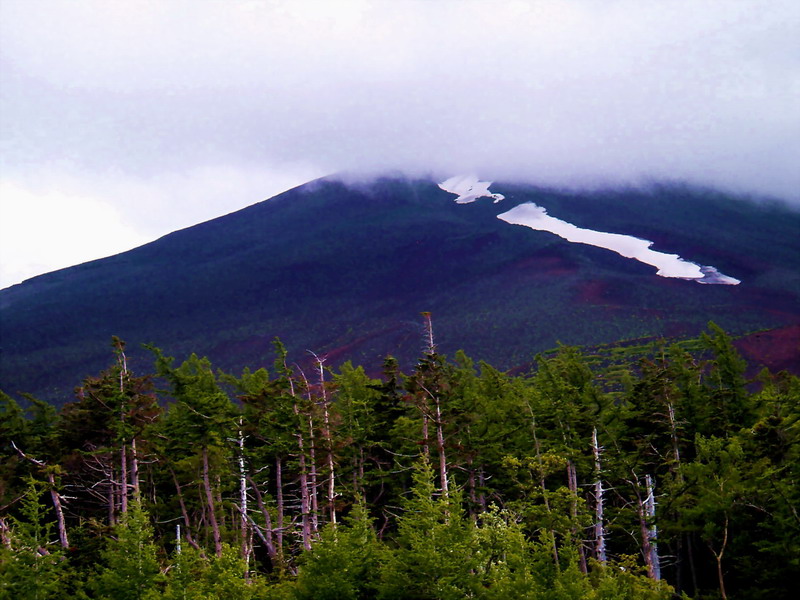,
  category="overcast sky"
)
[1,0,798,289]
